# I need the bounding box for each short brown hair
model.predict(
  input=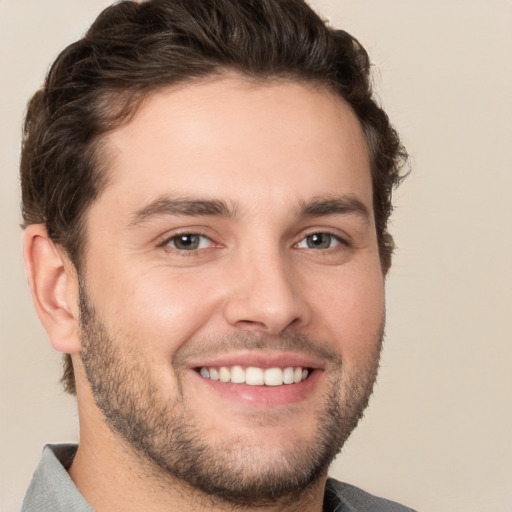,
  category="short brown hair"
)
[21,0,408,394]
